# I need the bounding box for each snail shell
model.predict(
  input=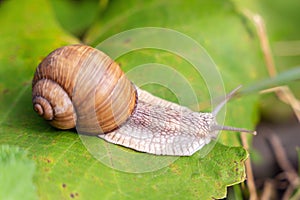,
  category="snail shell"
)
[32,44,251,156]
[32,45,136,132]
